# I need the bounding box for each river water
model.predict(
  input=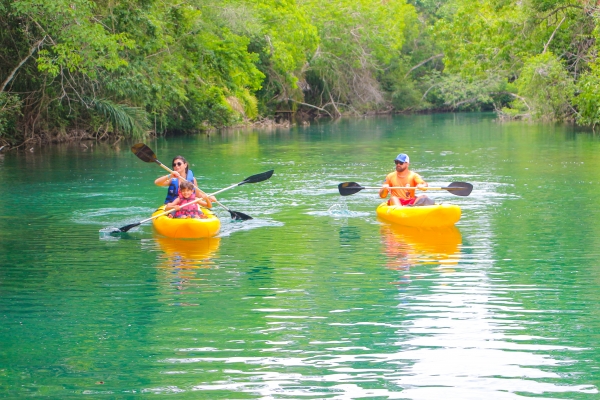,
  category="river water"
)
[1,113,599,398]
